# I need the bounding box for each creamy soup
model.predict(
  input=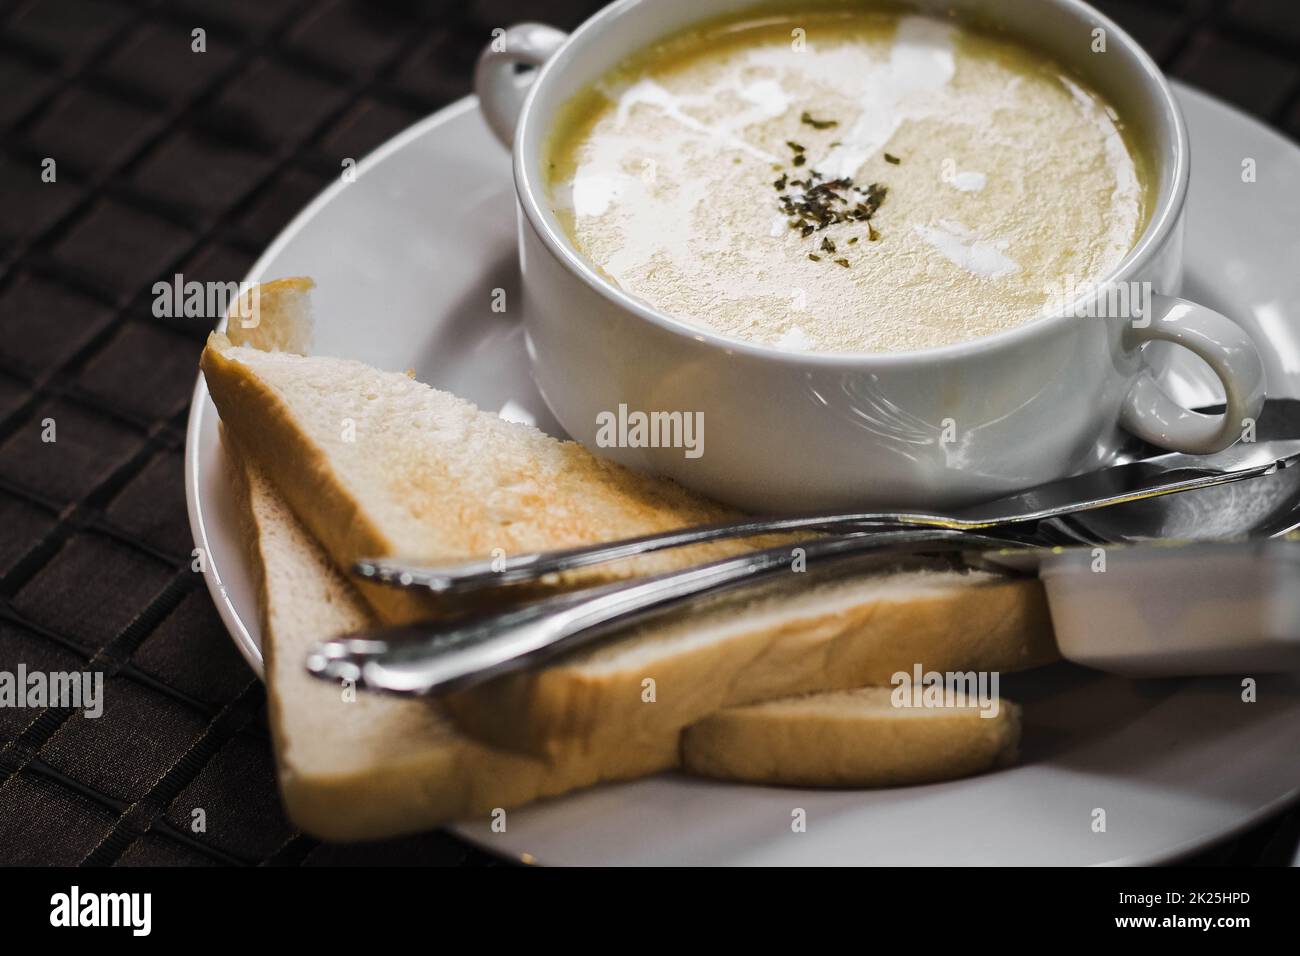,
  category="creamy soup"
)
[546,8,1150,353]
